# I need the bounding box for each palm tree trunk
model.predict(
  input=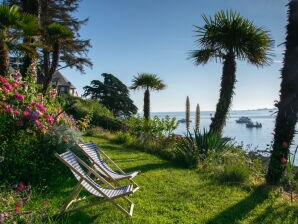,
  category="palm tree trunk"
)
[0,41,9,76]
[144,88,150,120]
[209,52,236,135]
[266,0,298,185]
[42,42,60,93]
